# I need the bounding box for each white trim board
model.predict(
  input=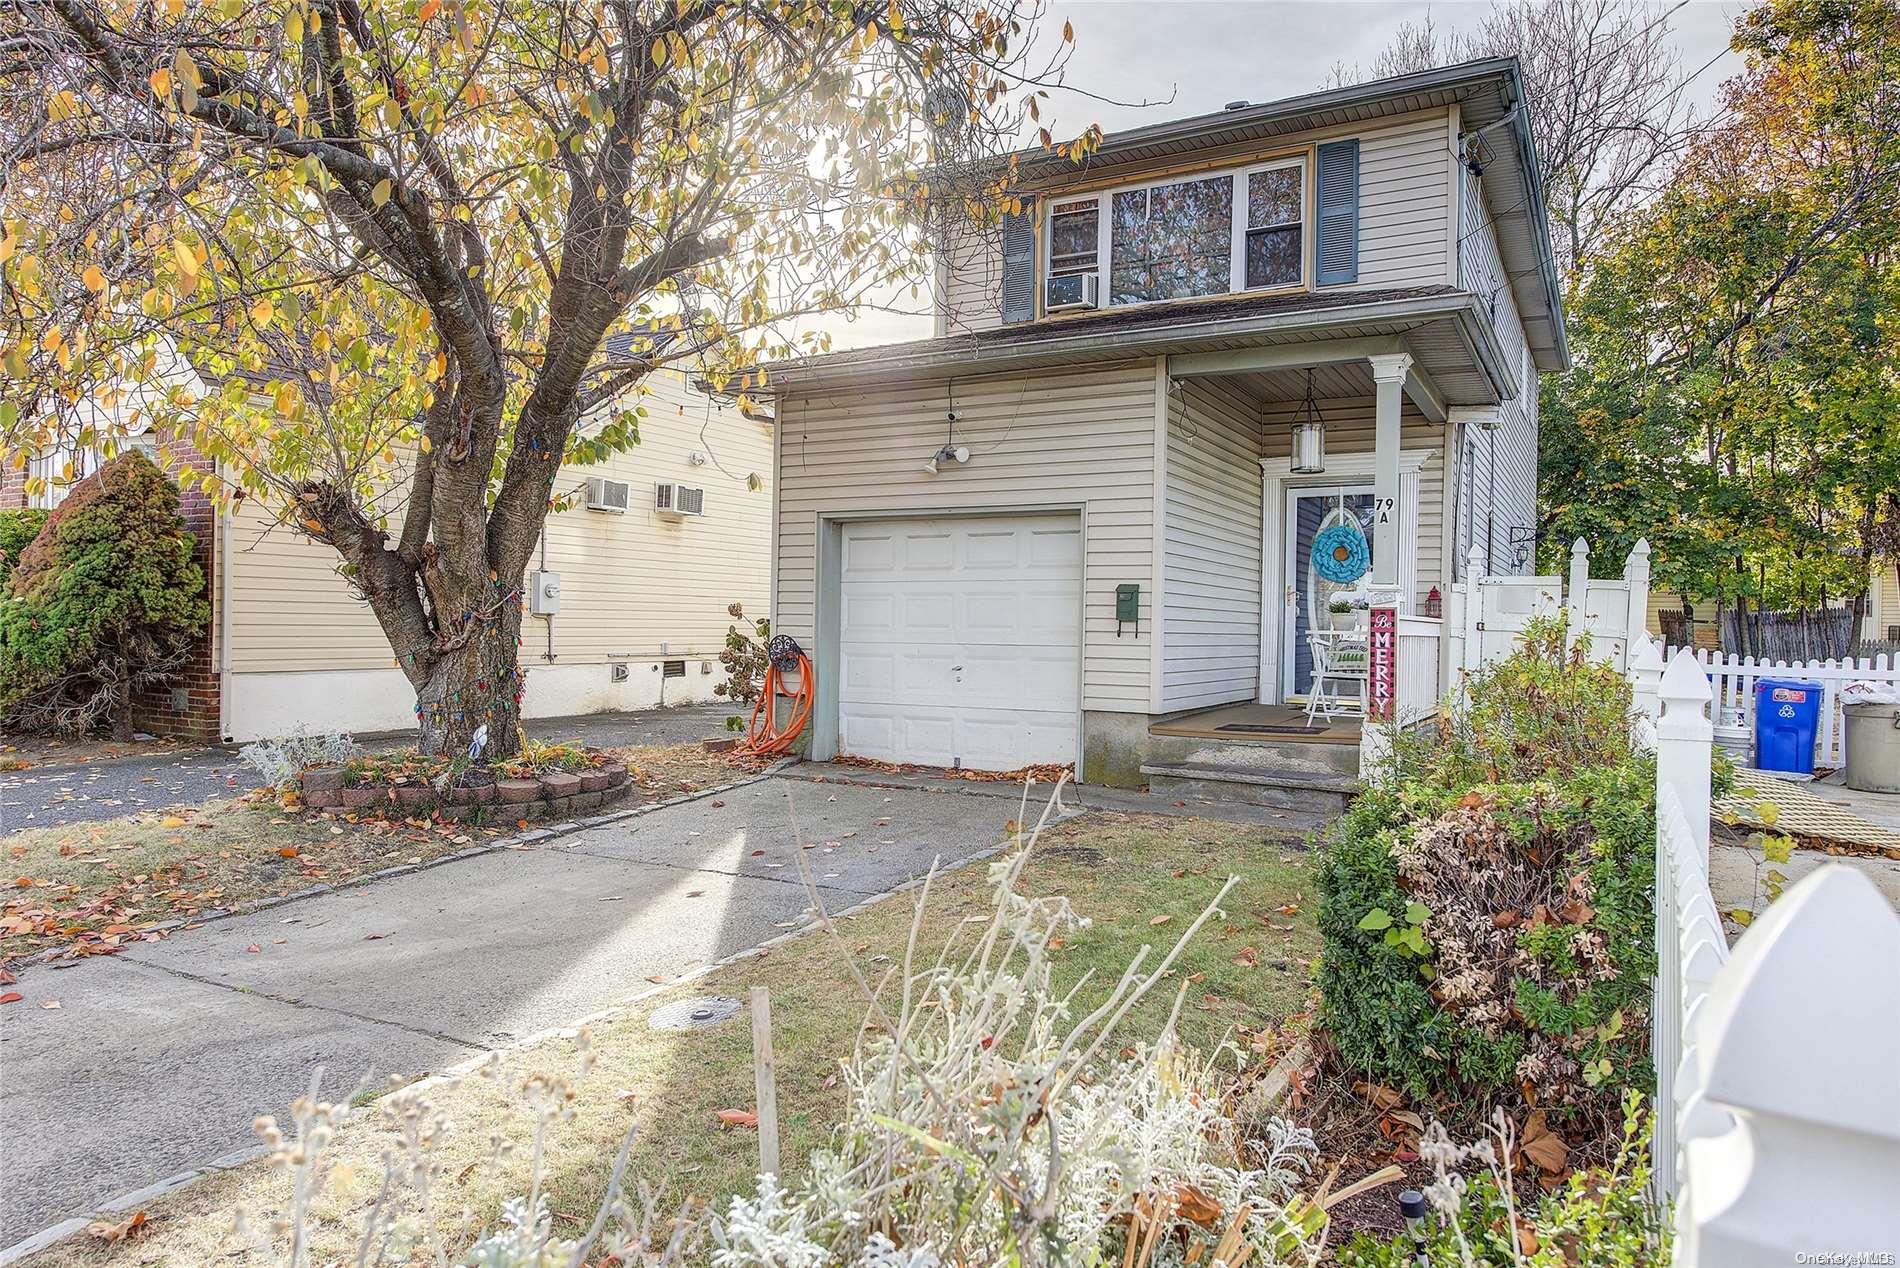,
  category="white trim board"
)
[1258,448,1429,704]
